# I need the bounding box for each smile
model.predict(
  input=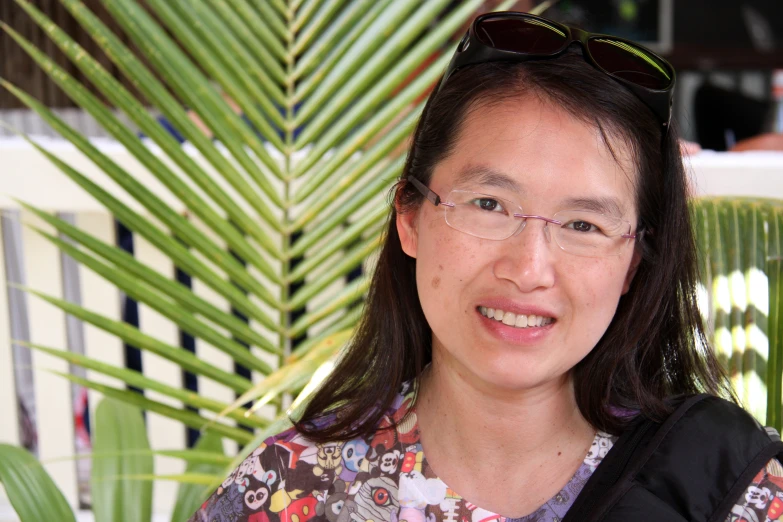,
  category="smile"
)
[478,307,555,329]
